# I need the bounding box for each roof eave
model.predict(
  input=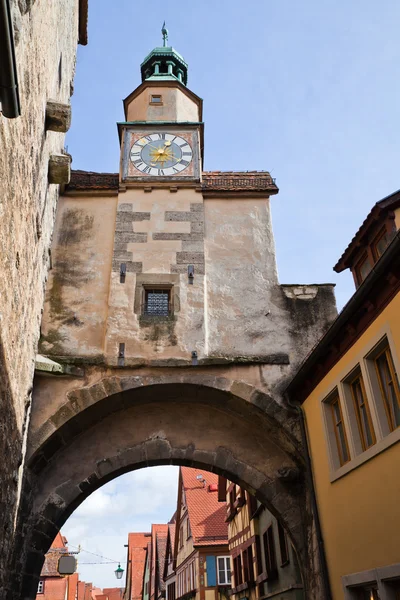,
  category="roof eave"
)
[286,230,400,401]
[122,79,203,121]
[334,189,400,272]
